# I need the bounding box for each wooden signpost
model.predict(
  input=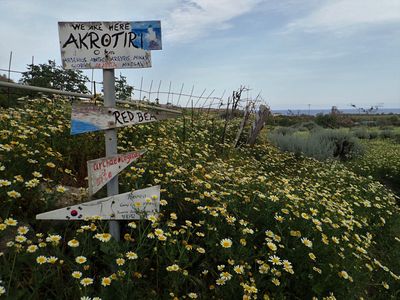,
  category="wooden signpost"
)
[87,149,146,196]
[36,21,174,241]
[71,103,178,135]
[36,185,160,220]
